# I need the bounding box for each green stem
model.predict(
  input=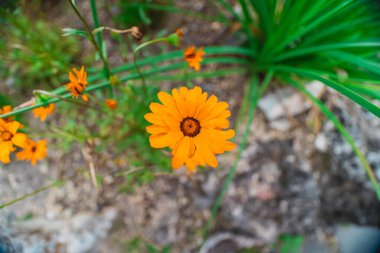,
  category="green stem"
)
[68,0,111,80]
[0,180,64,209]
[90,0,102,50]
[0,51,250,119]
[133,38,169,96]
[33,90,96,109]
[202,71,273,242]
[89,0,114,98]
